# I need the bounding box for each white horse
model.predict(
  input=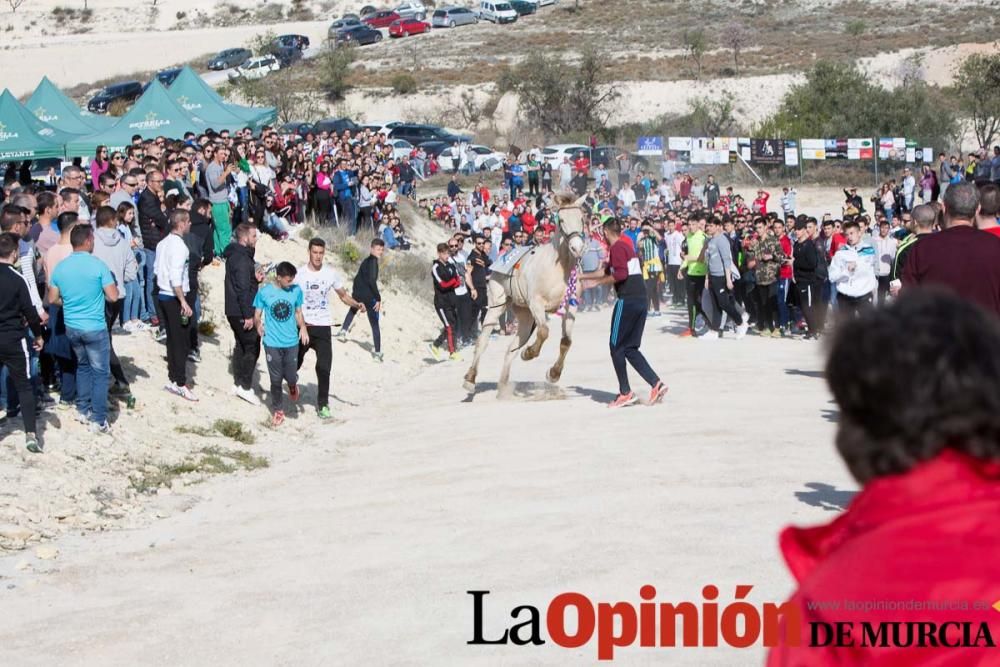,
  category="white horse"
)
[463,193,587,396]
